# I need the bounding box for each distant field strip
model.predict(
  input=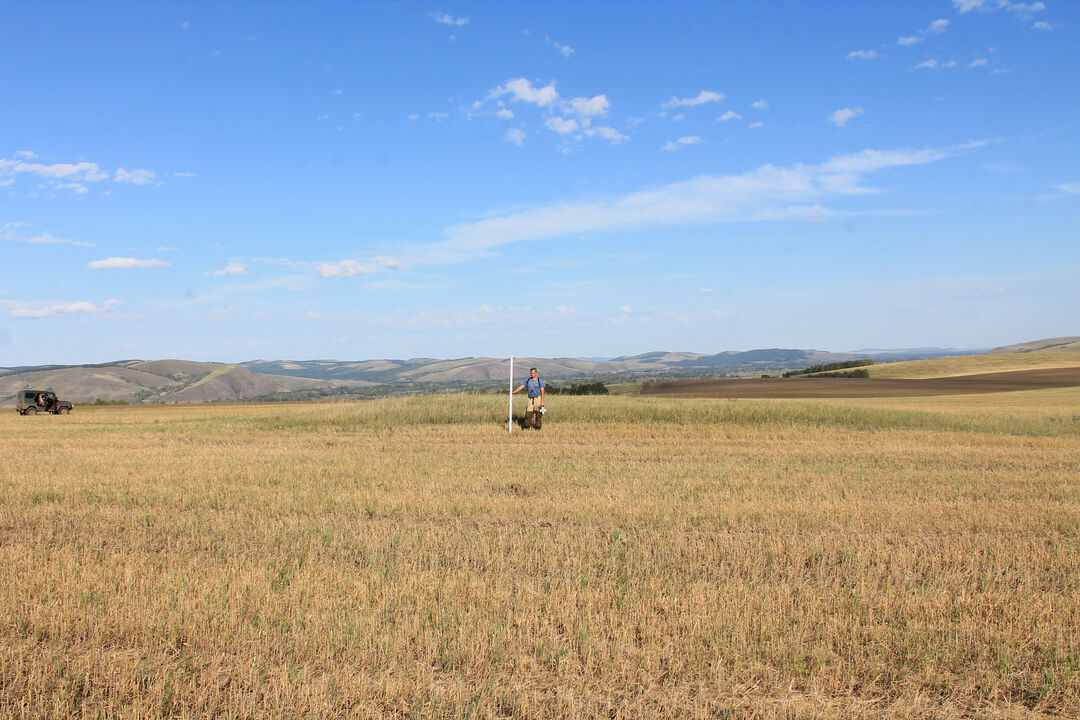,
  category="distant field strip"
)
[642,366,1080,399]
[2,396,1078,718]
